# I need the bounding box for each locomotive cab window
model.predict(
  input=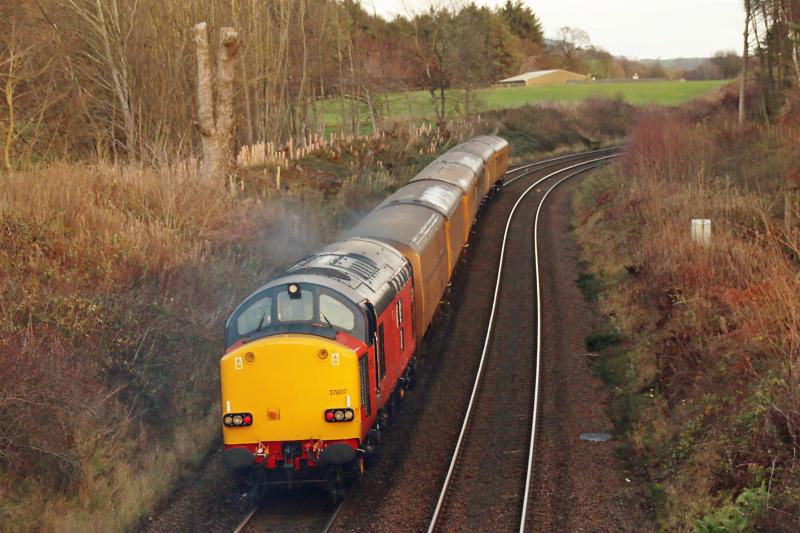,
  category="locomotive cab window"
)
[277,290,313,322]
[227,284,367,347]
[236,296,271,337]
[319,294,355,330]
